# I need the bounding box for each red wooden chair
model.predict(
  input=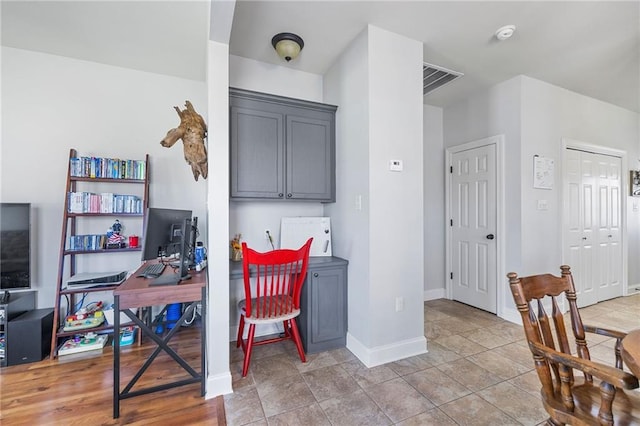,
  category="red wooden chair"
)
[236,238,313,377]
